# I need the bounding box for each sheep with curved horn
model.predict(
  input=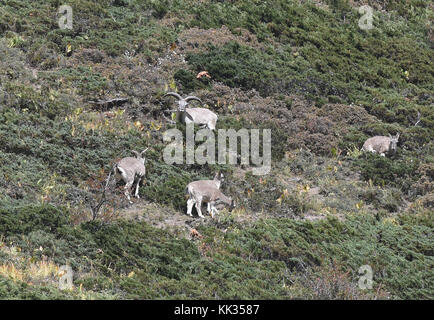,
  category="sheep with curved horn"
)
[163,92,218,130]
